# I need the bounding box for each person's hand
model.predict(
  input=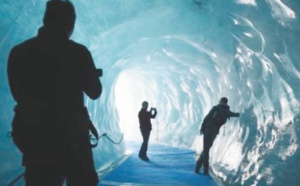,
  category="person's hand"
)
[94,69,103,77]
